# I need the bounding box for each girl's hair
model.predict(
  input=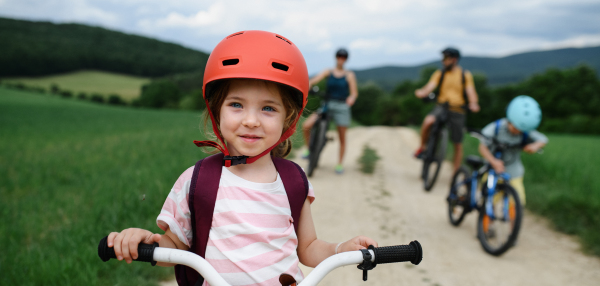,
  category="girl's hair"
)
[202,79,301,158]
